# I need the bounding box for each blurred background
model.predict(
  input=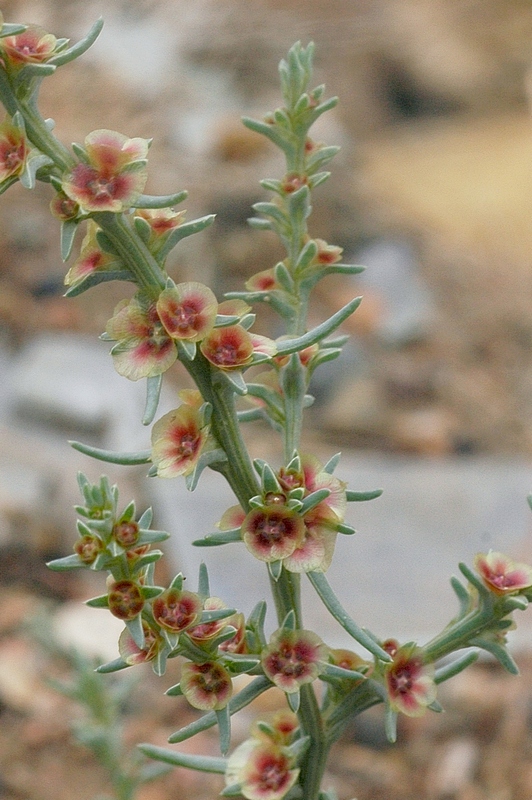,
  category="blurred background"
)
[1,1,532,798]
